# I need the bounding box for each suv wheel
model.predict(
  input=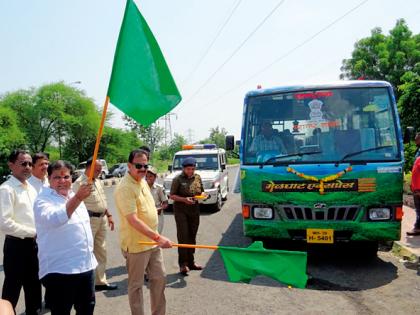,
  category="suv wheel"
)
[212,190,223,212]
